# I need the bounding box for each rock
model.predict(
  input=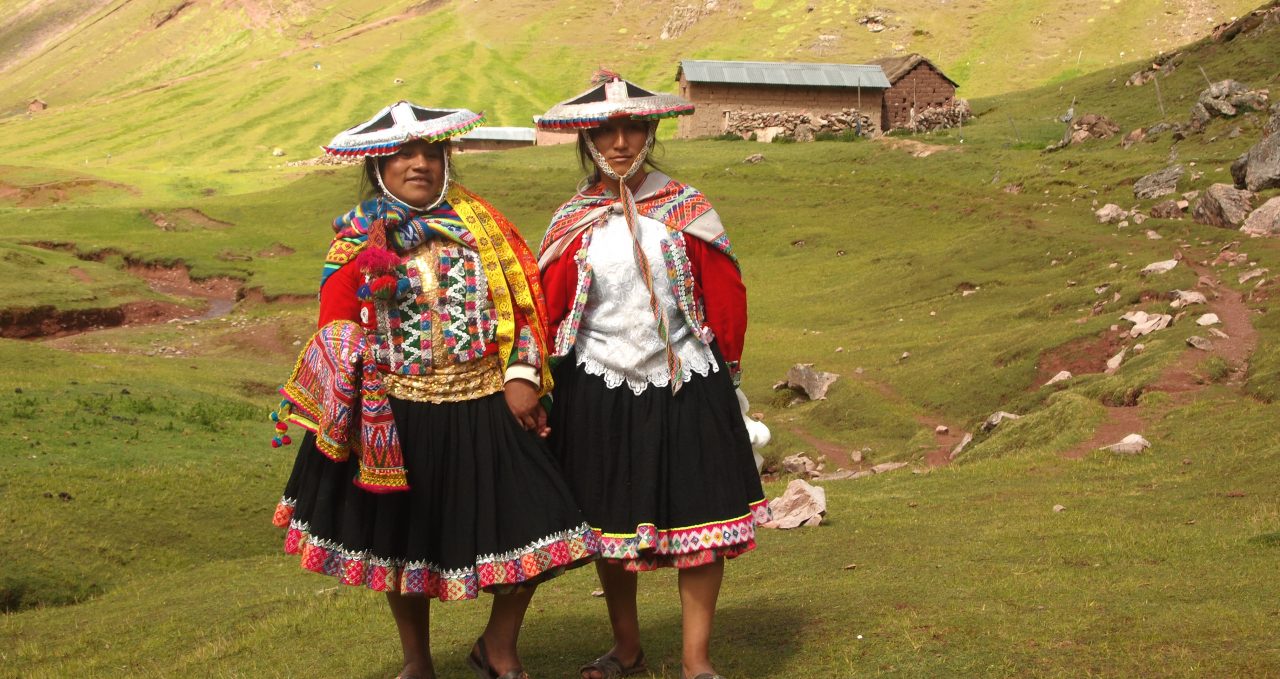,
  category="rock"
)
[1150,200,1183,219]
[1053,504,1066,513]
[1133,343,1146,353]
[1186,335,1213,351]
[850,448,865,463]
[1095,204,1129,224]
[1197,313,1221,326]
[980,411,1021,432]
[1101,433,1151,454]
[1169,289,1207,308]
[949,433,973,459]
[1267,102,1280,137]
[761,479,826,529]
[1209,328,1230,339]
[1231,131,1280,192]
[774,363,839,400]
[1238,267,1269,284]
[271,147,285,157]
[743,153,765,164]
[1241,197,1280,236]
[1121,310,1173,338]
[1133,164,1184,199]
[871,461,908,474]
[1140,259,1178,275]
[782,453,821,478]
[935,425,949,434]
[1121,127,1146,148]
[1105,348,1127,374]
[1146,230,1163,239]
[793,123,815,143]
[1044,370,1072,386]
[1132,213,1148,225]
[1117,220,1129,228]
[1193,184,1255,228]
[1177,199,1190,211]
